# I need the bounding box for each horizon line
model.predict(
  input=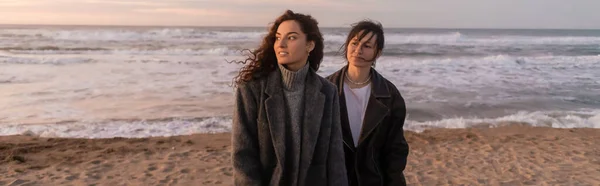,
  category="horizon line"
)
[1,23,600,31]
